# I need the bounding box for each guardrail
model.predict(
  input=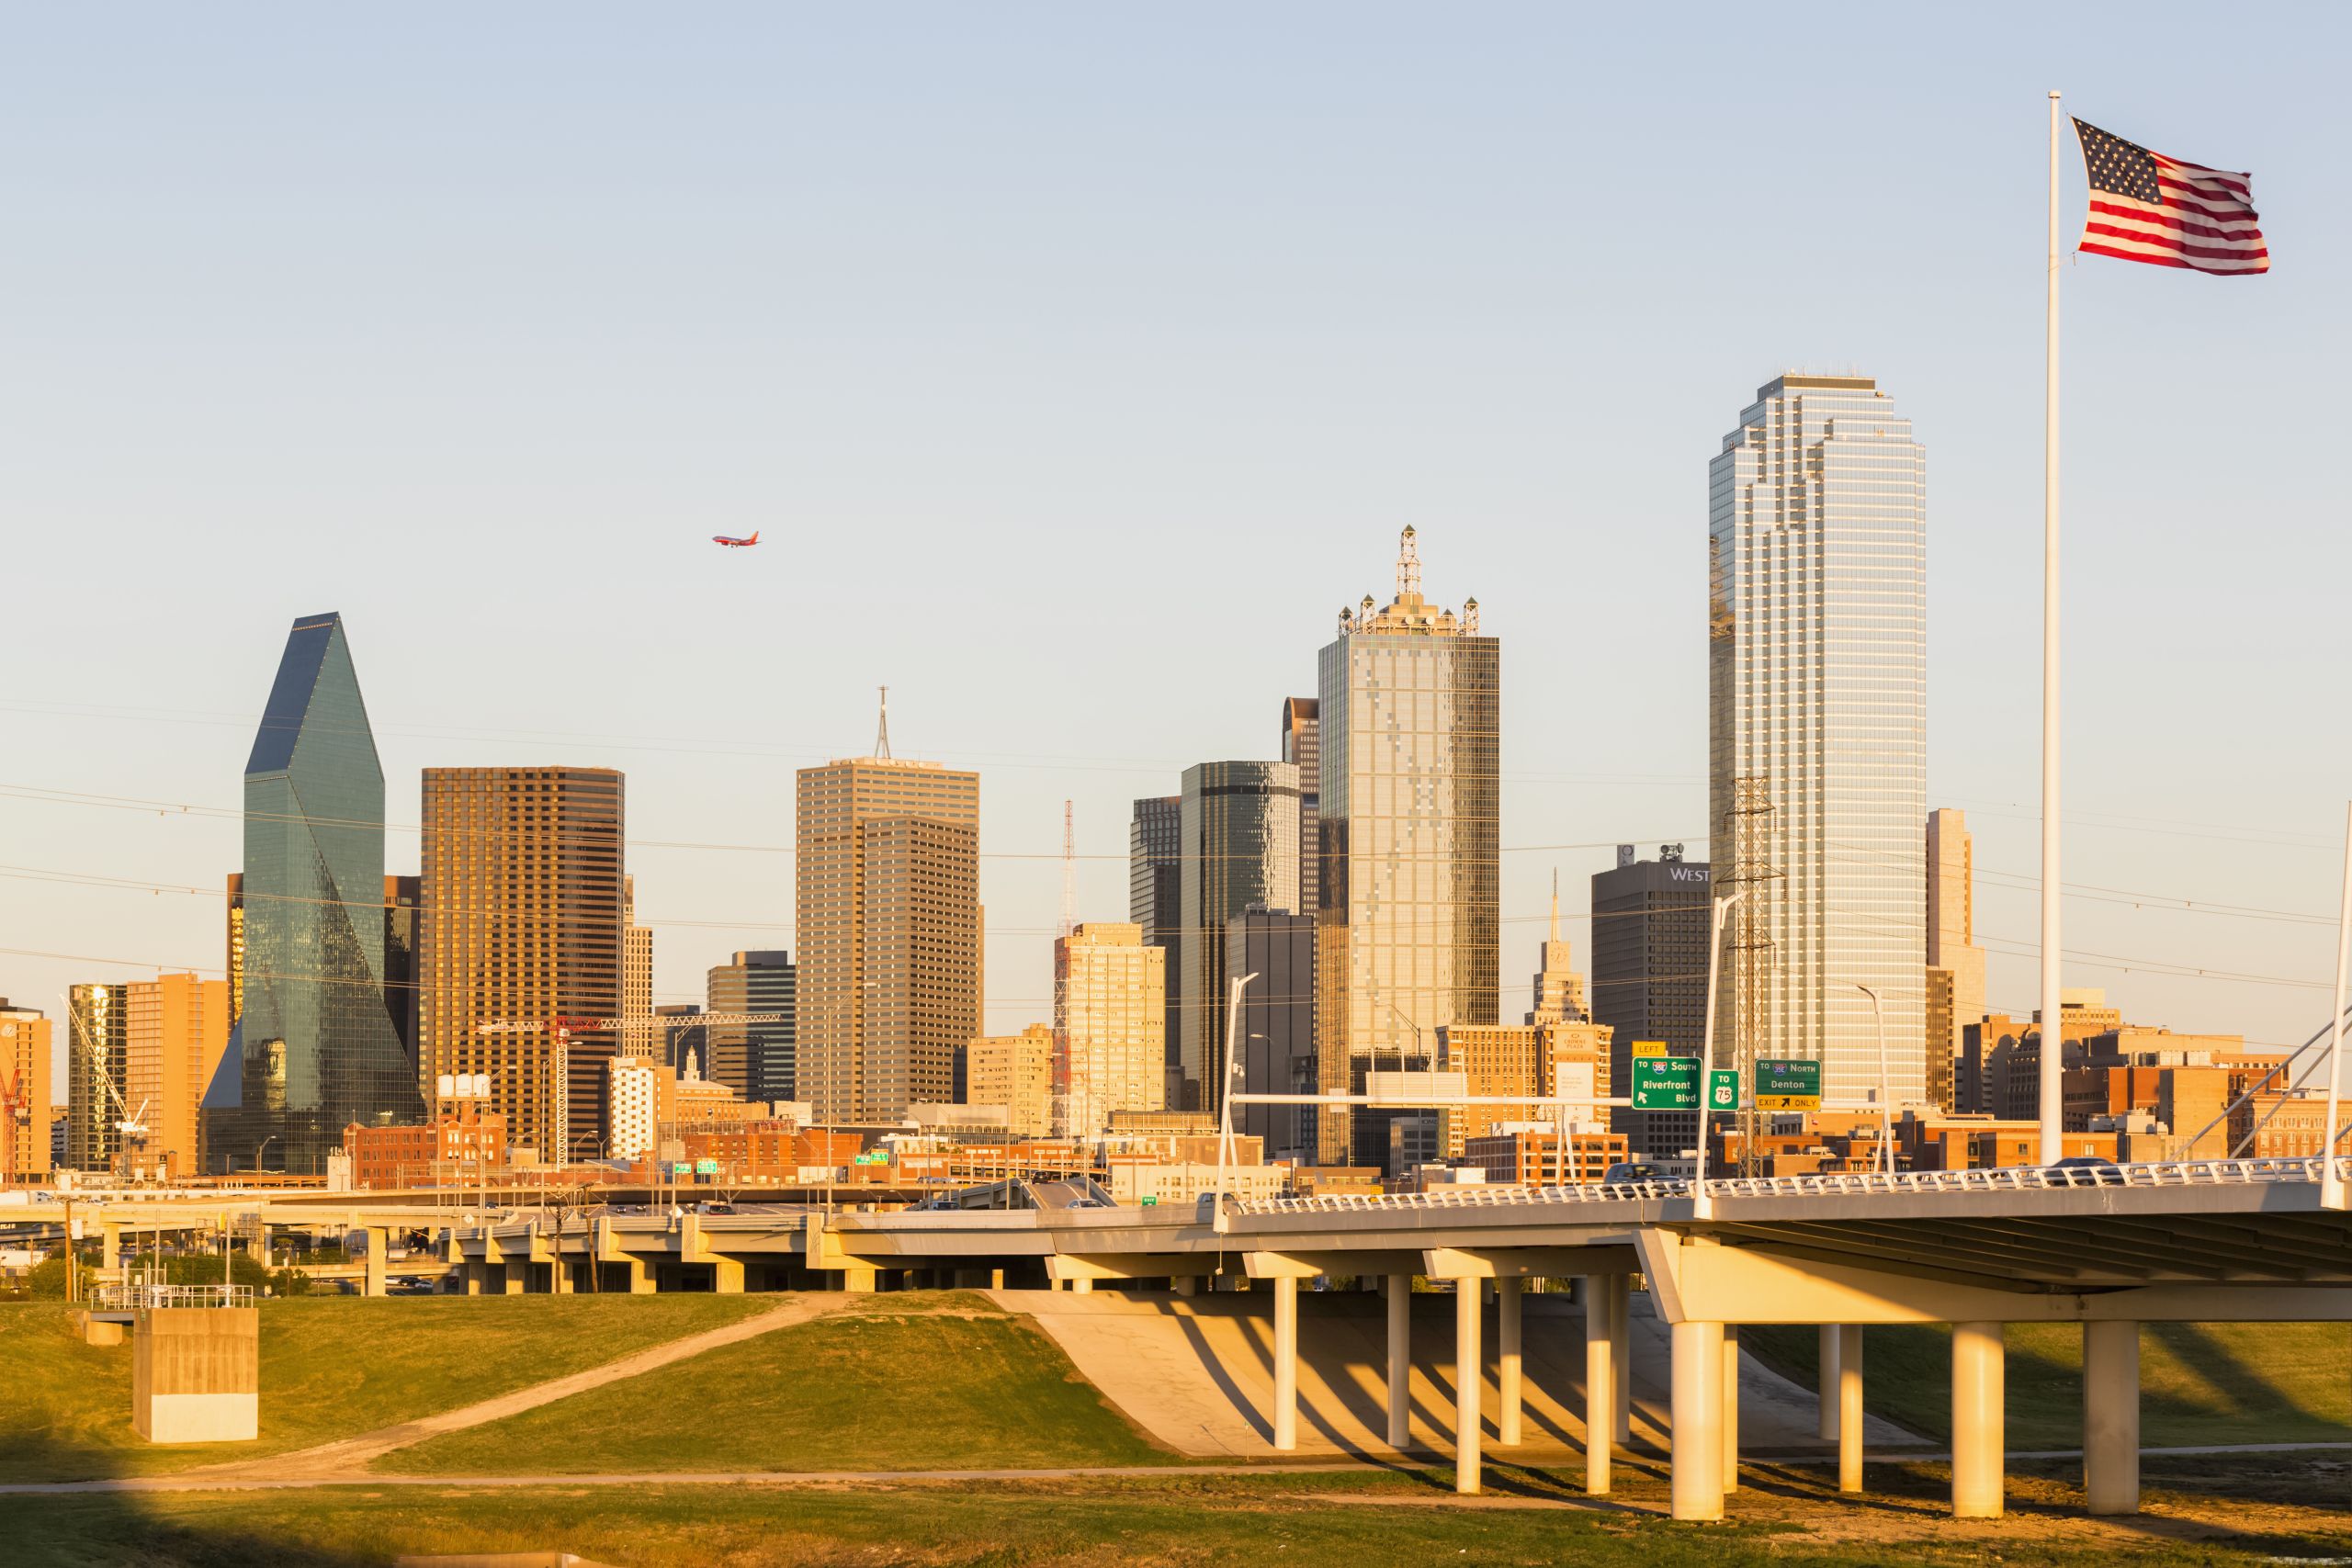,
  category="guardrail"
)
[1232,1156,2352,1216]
[88,1282,257,1311]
